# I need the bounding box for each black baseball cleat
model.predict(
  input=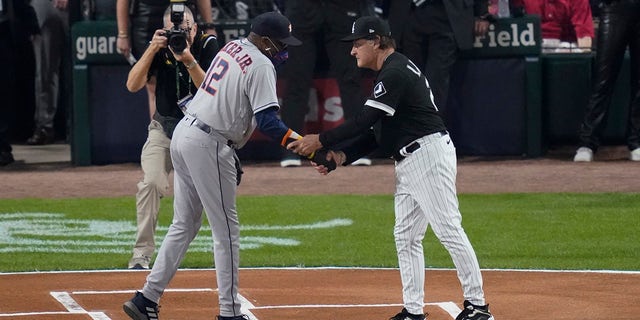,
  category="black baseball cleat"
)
[26,127,55,145]
[123,291,159,320]
[389,307,426,320]
[216,315,249,320]
[455,300,494,320]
